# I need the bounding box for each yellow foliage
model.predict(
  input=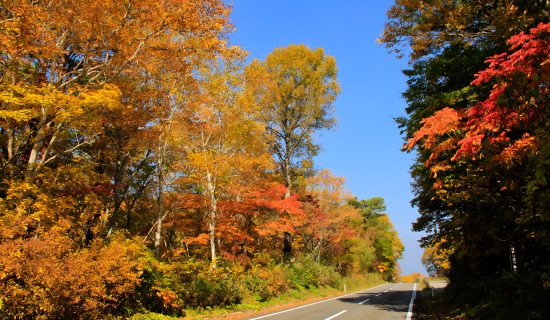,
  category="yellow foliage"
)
[0,233,147,319]
[400,272,426,283]
[422,237,453,277]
